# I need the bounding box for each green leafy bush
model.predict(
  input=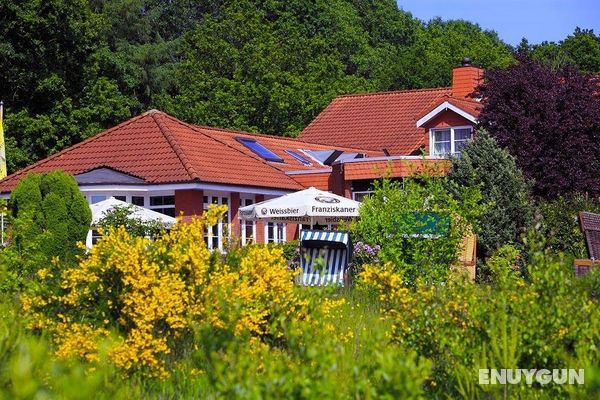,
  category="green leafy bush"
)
[537,194,600,258]
[360,241,600,398]
[1,171,91,292]
[97,204,165,239]
[353,172,484,285]
[0,295,135,400]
